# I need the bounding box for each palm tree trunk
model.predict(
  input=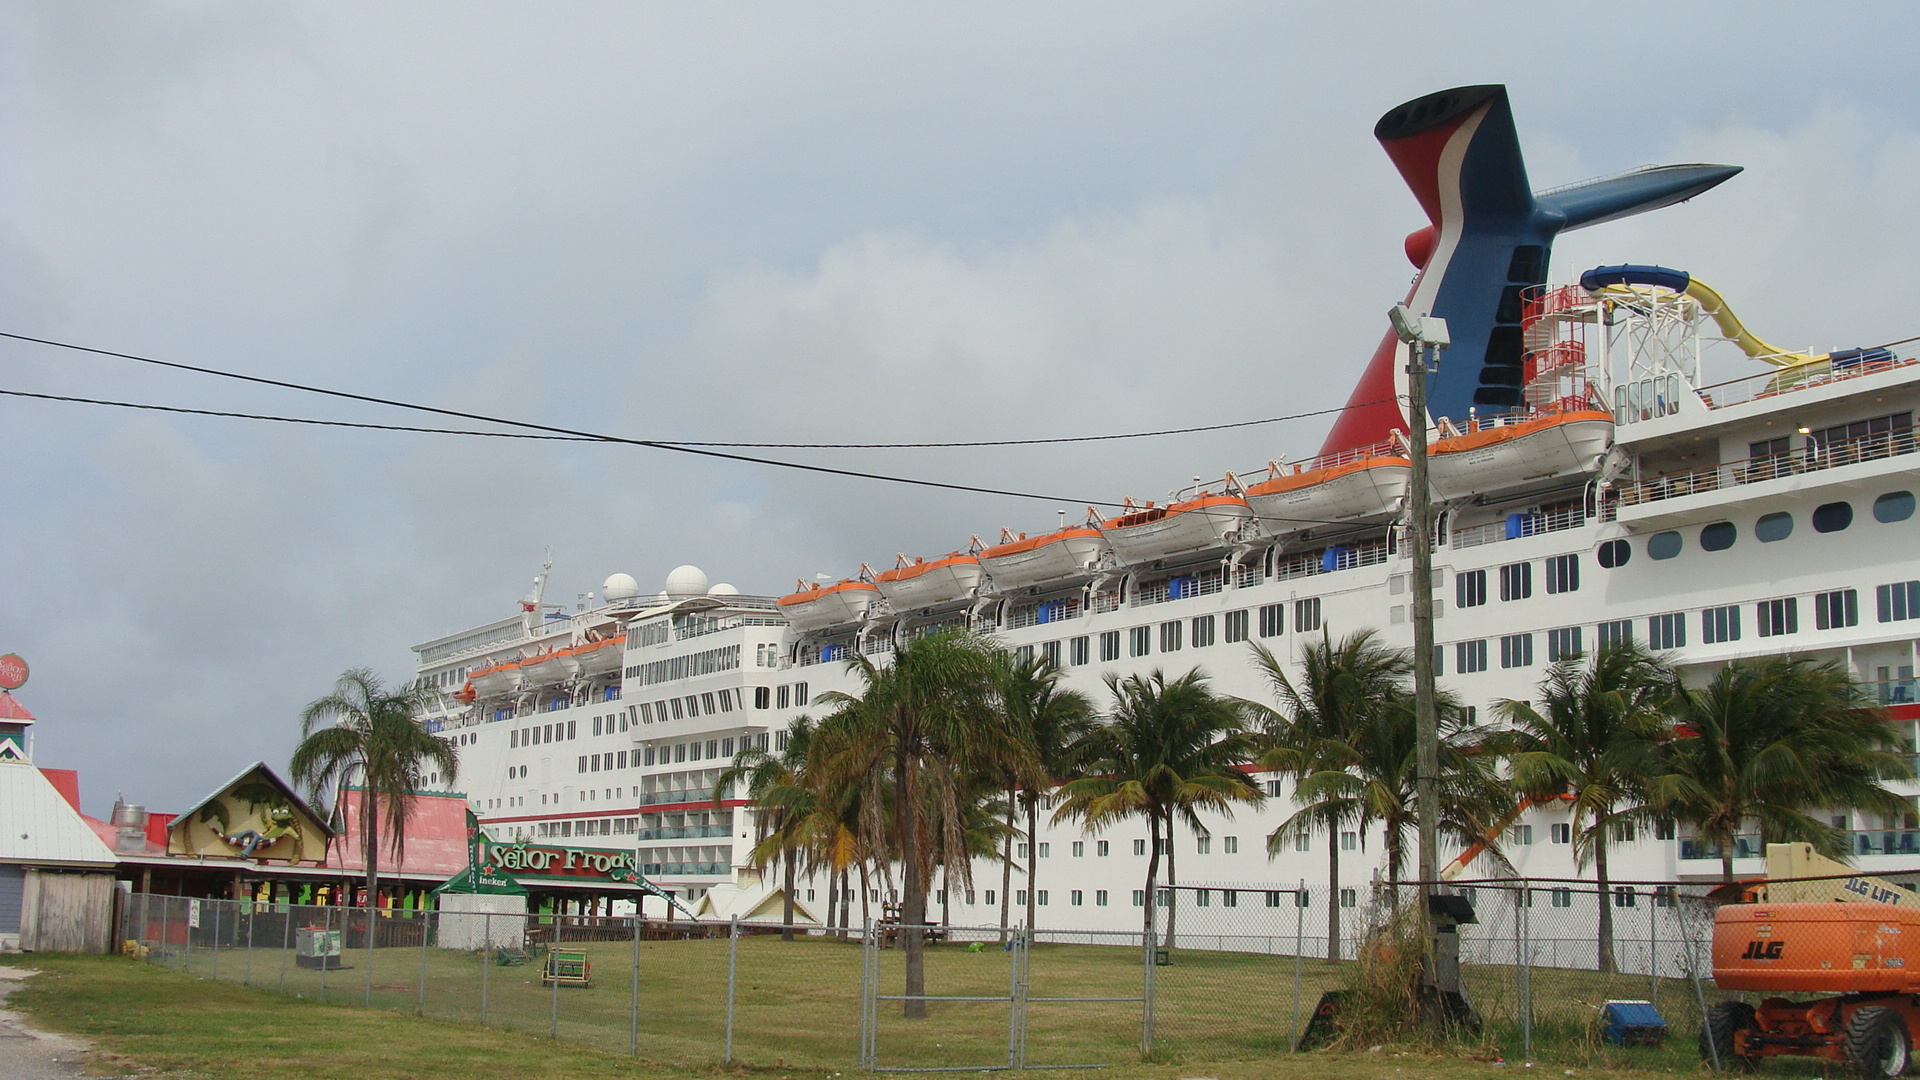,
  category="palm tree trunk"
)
[840,866,852,941]
[1594,827,1616,974]
[1142,808,1163,946]
[1720,835,1735,885]
[859,861,871,929]
[897,743,929,1020]
[1165,821,1178,951]
[781,855,797,943]
[999,789,1014,940]
[363,785,379,919]
[1325,809,1342,962]
[826,870,840,936]
[1024,797,1038,932]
